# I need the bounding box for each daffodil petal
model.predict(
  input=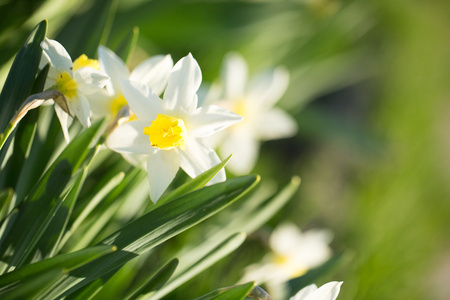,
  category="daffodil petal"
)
[220,130,259,175]
[98,45,130,96]
[87,89,113,119]
[255,108,297,140]
[269,223,303,255]
[122,153,147,169]
[290,284,318,300]
[247,67,289,109]
[68,93,91,128]
[222,52,247,99]
[130,54,173,96]
[188,105,243,137]
[54,105,73,143]
[40,38,73,75]
[147,150,180,202]
[179,138,225,184]
[305,282,342,300]
[164,53,201,114]
[74,67,110,95]
[106,120,152,154]
[120,79,163,121]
